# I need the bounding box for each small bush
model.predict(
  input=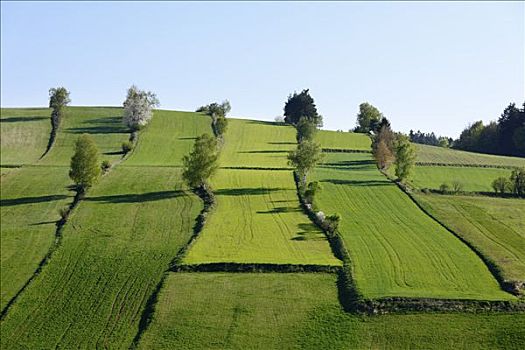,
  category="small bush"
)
[122,141,134,154]
[439,183,450,194]
[491,176,509,194]
[58,206,69,220]
[421,188,430,194]
[101,160,111,173]
[324,213,341,233]
[451,181,463,194]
